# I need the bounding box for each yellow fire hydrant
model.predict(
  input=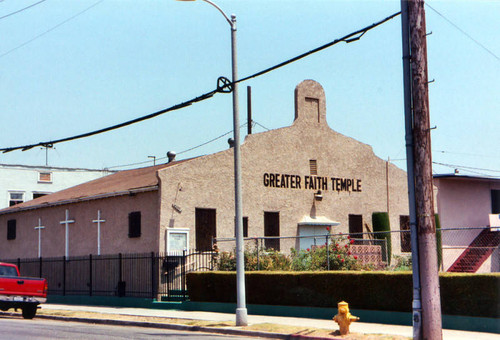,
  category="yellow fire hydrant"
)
[333,301,359,335]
